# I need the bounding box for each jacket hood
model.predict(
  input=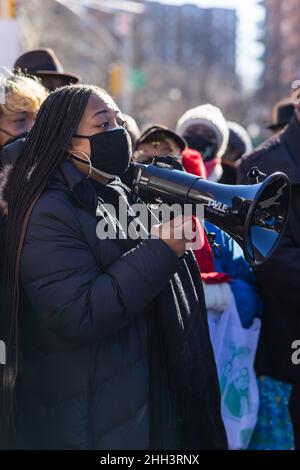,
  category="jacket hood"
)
[176,104,229,158]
